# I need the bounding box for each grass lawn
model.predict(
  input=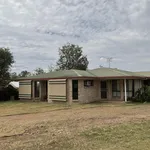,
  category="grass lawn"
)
[0,101,150,150]
[81,121,150,150]
[0,101,69,117]
[0,100,106,117]
[0,100,136,117]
